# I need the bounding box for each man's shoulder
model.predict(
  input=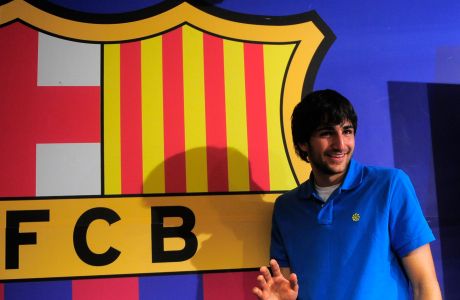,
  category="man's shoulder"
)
[342,159,400,187]
[360,162,408,181]
[279,183,304,198]
[275,183,306,206]
[346,160,412,191]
